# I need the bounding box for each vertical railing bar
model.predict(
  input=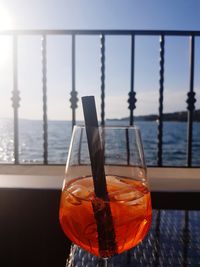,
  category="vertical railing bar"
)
[12,35,20,164]
[125,128,130,165]
[78,127,83,165]
[157,35,165,166]
[71,34,76,129]
[100,34,105,126]
[130,35,135,126]
[186,35,196,167]
[41,34,48,164]
[101,126,105,165]
[70,34,78,130]
[128,35,137,126]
